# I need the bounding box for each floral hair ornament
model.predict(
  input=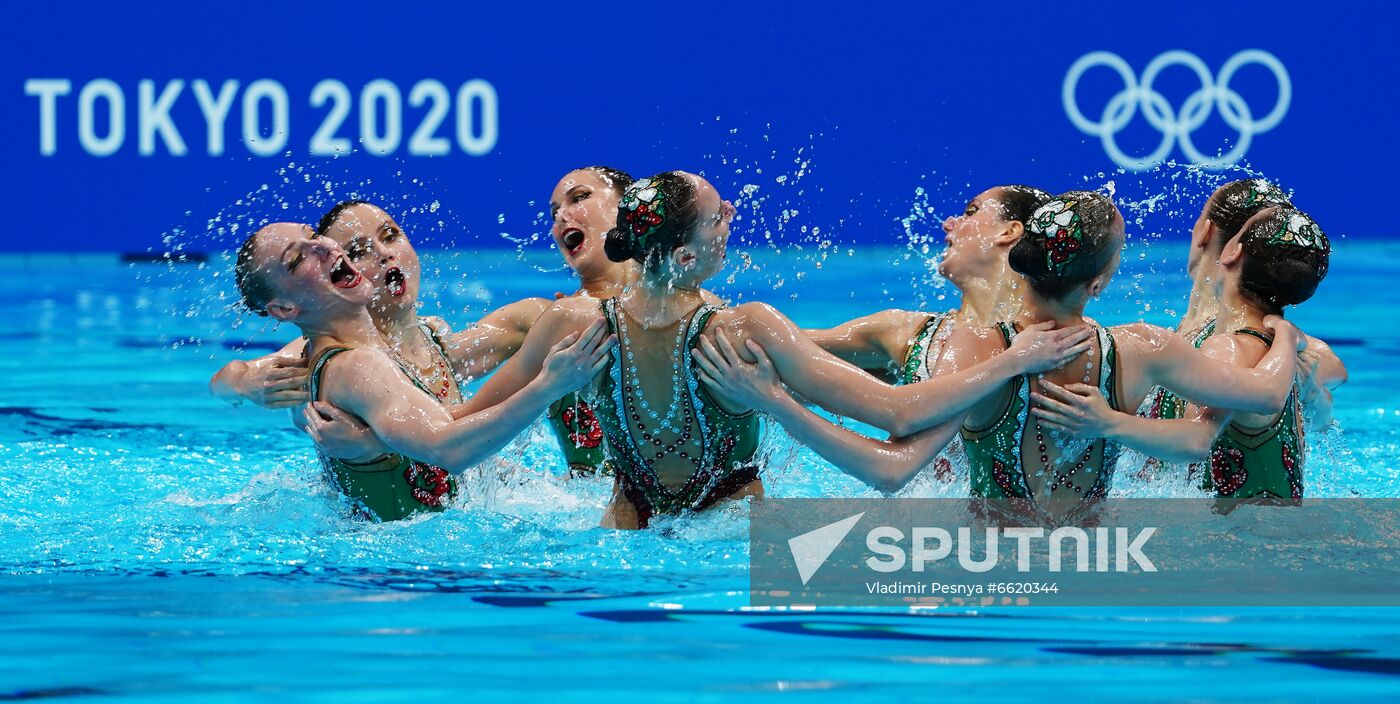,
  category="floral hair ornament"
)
[1027,198,1087,273]
[1238,178,1290,209]
[1265,209,1330,256]
[620,177,667,251]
